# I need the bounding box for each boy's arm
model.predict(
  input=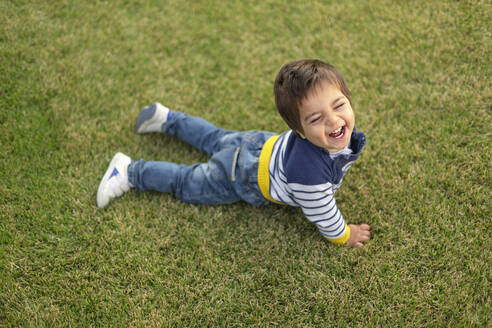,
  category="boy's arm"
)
[313,209,370,247]
[293,185,370,246]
